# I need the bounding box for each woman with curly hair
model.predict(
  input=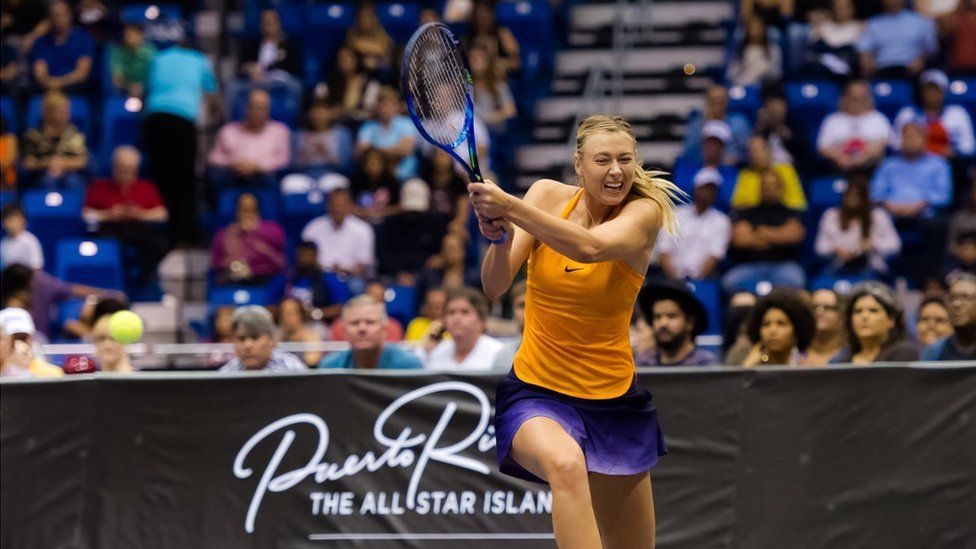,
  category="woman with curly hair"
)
[832,282,920,364]
[741,288,815,366]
